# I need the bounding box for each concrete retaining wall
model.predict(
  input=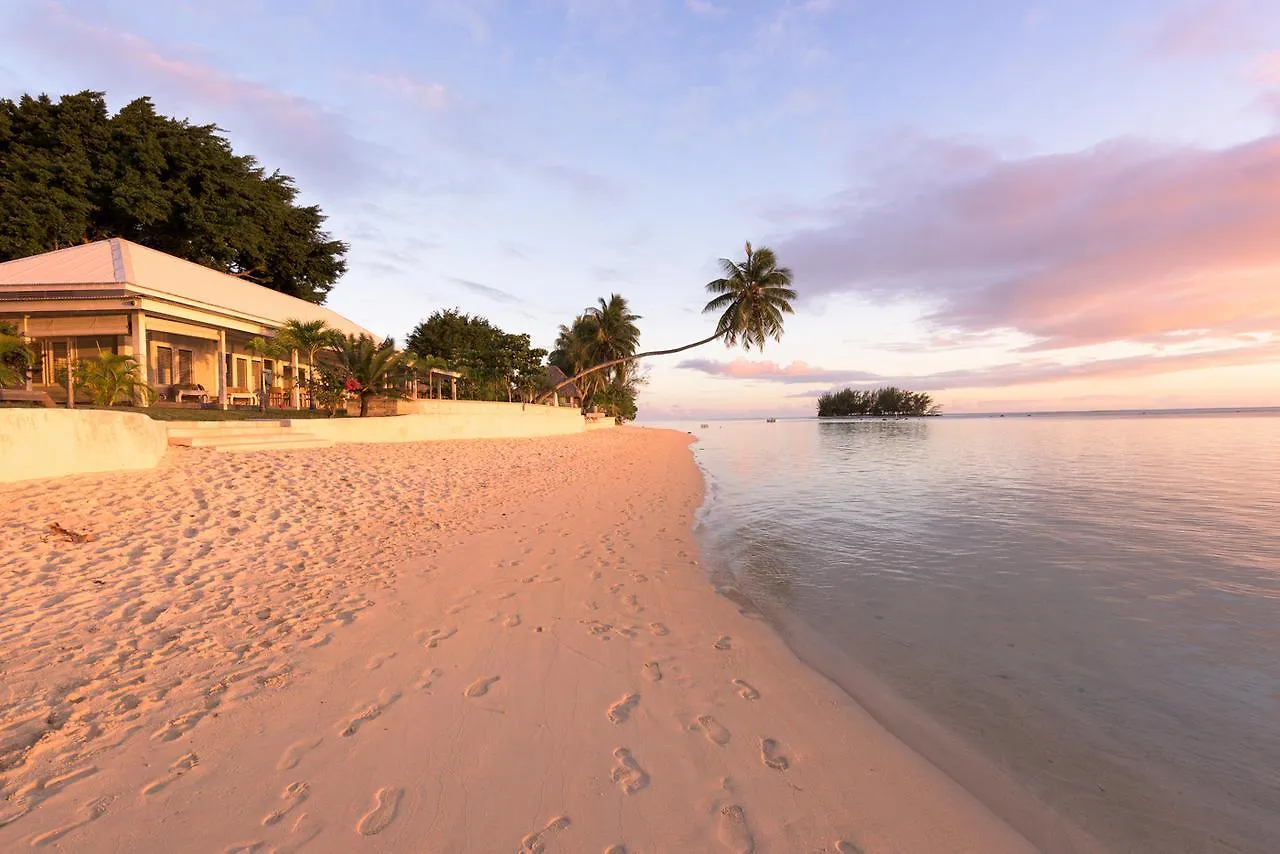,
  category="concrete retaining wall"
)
[0,409,170,484]
[293,400,609,444]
